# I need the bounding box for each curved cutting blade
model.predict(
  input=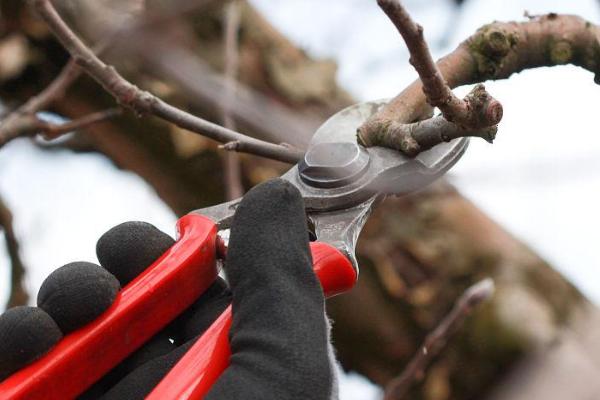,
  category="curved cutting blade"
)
[282,100,469,212]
